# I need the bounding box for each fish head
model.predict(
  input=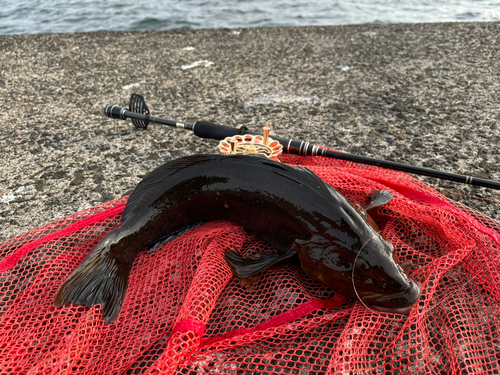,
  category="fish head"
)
[295,232,420,314]
[348,234,421,314]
